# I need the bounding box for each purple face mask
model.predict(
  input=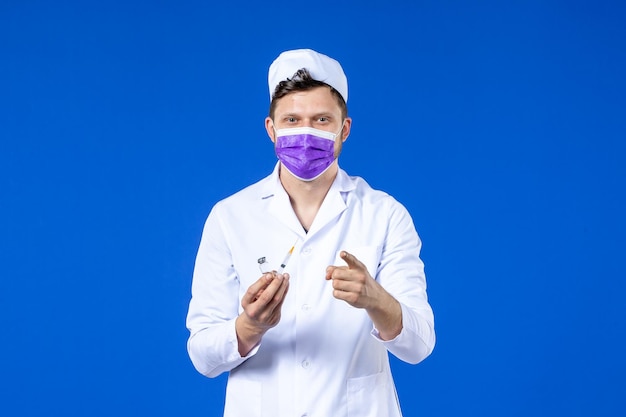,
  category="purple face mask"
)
[274,126,341,181]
